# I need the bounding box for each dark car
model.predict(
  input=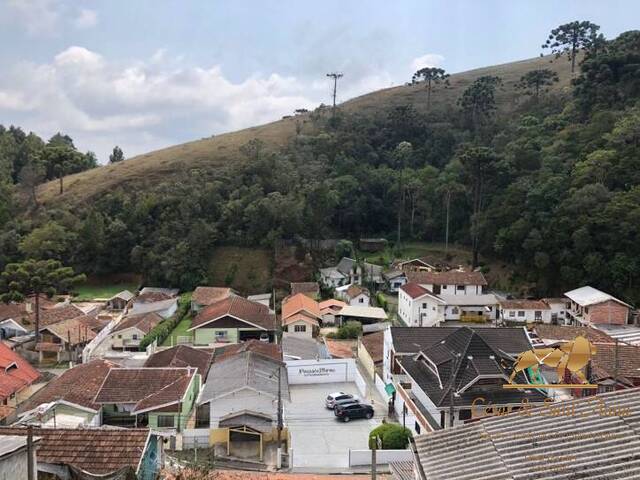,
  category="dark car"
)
[333,397,362,410]
[334,402,374,422]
